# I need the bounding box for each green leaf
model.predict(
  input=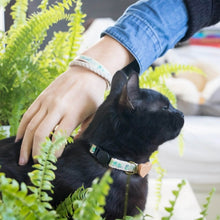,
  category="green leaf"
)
[172,190,178,197]
[73,171,113,220]
[162,180,186,219]
[165,207,173,212]
[169,200,175,206]
[196,187,216,219]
